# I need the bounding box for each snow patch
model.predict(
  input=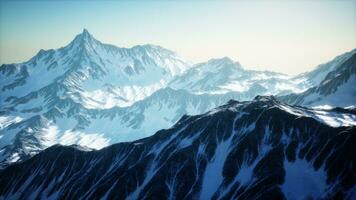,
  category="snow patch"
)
[58,130,110,149]
[200,135,233,199]
[282,159,327,200]
[0,116,23,130]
